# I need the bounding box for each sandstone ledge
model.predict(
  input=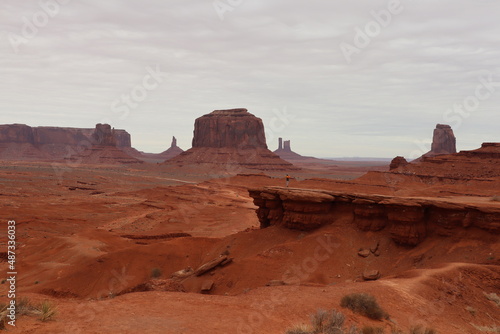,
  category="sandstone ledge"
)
[248,187,500,246]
